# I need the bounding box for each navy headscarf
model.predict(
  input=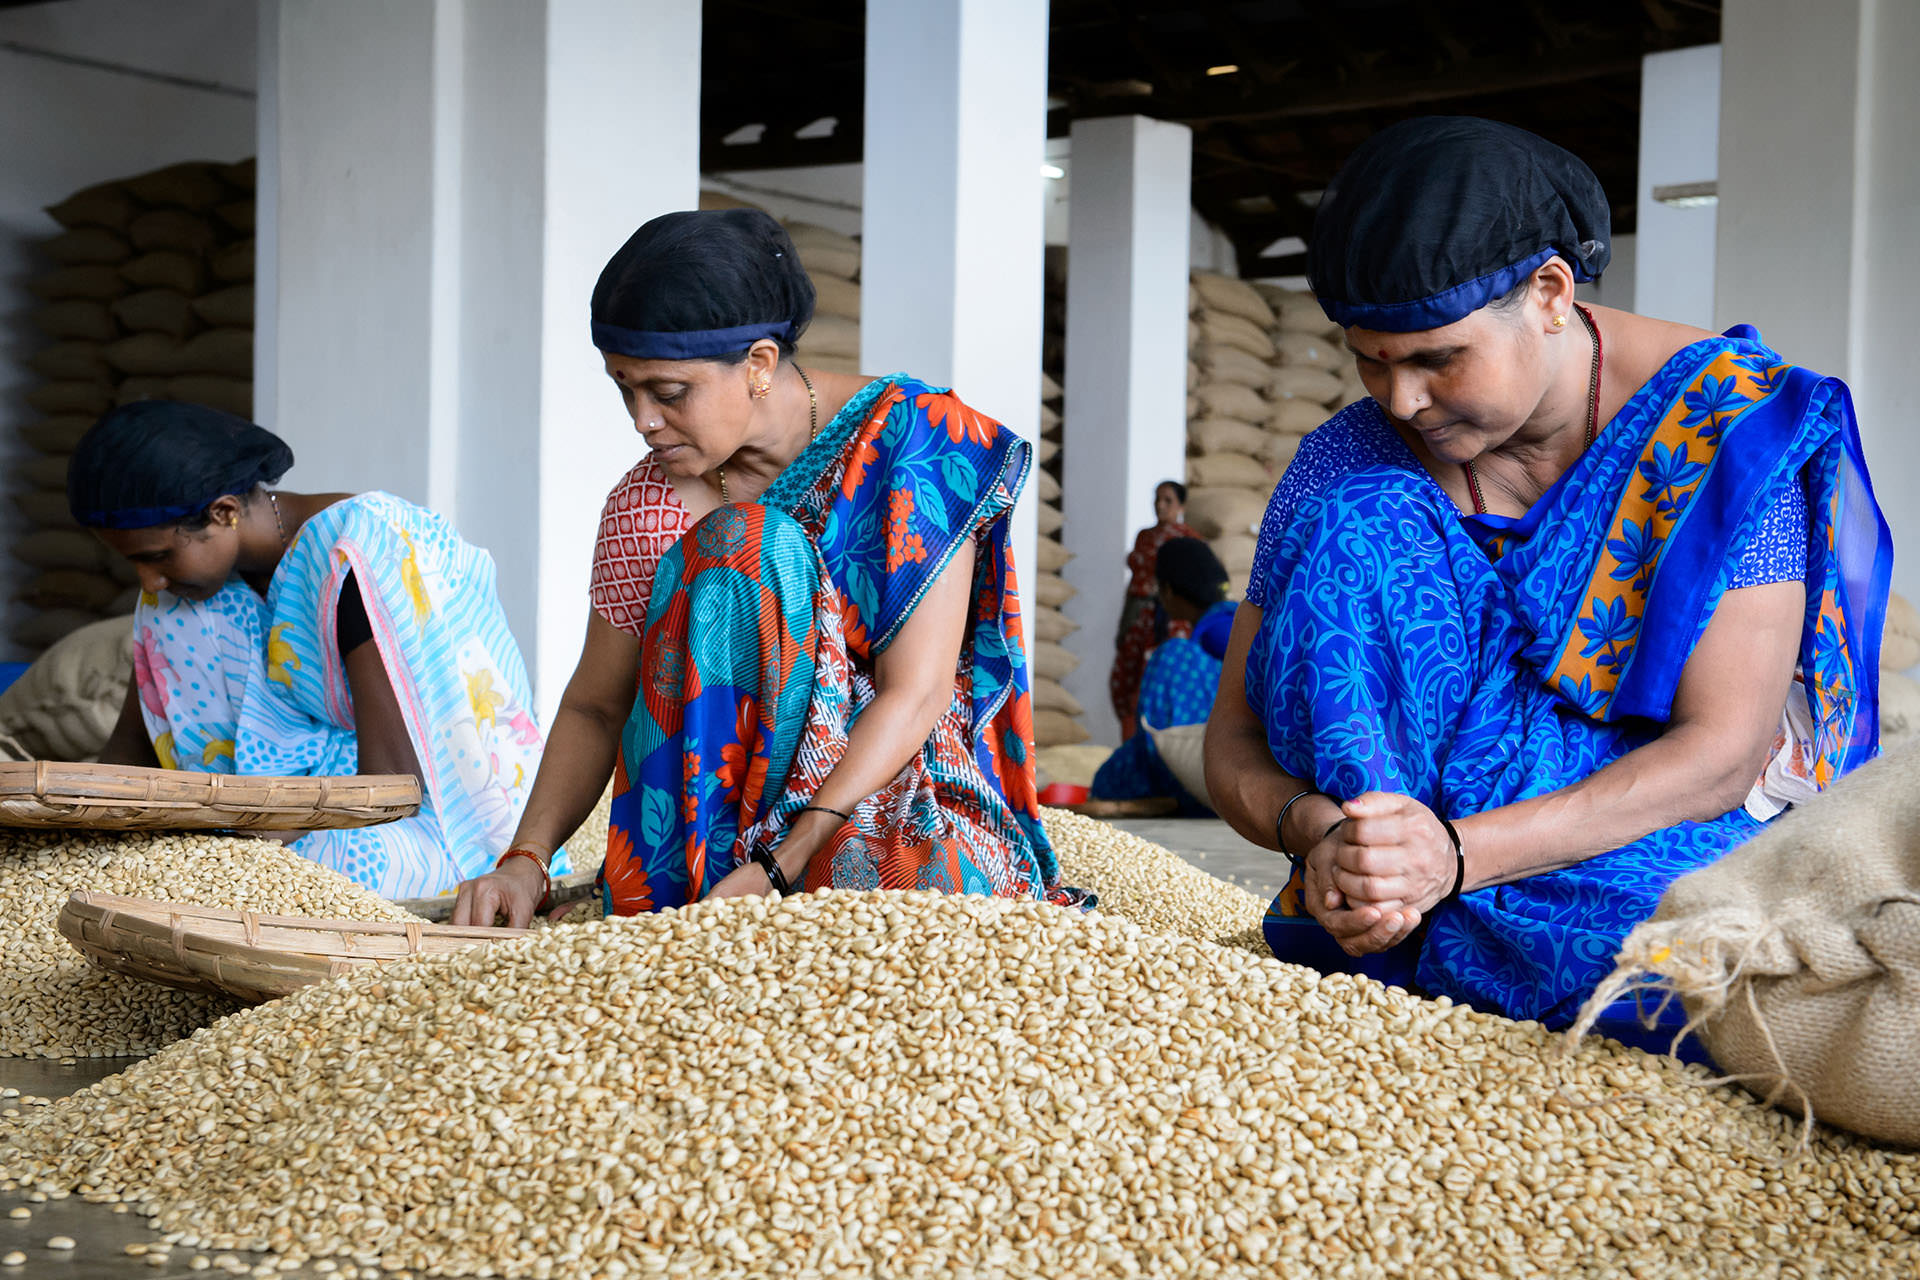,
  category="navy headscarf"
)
[67,401,294,530]
[1308,116,1611,333]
